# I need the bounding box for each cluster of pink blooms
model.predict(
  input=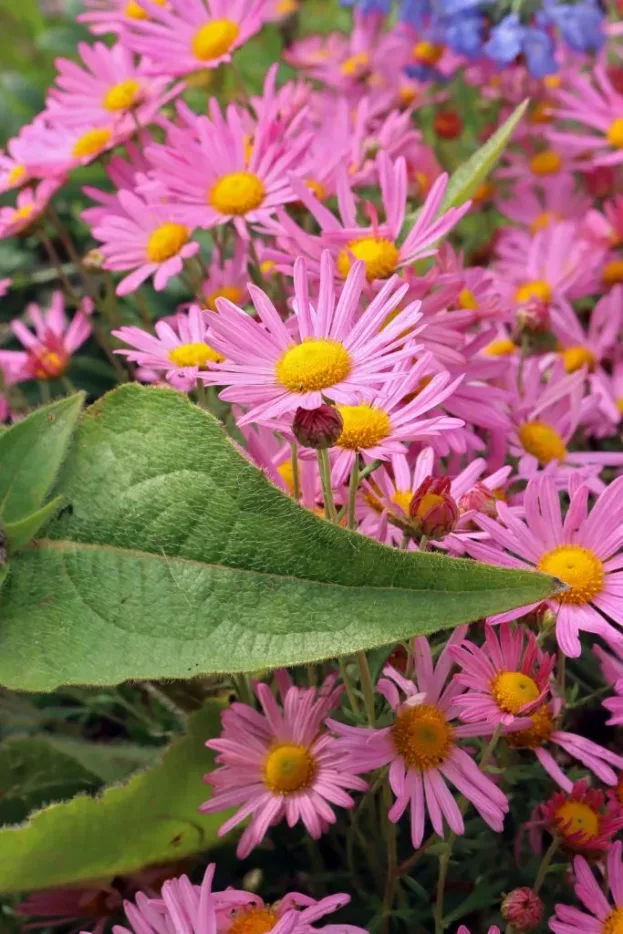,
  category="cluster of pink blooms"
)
[7,0,623,931]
